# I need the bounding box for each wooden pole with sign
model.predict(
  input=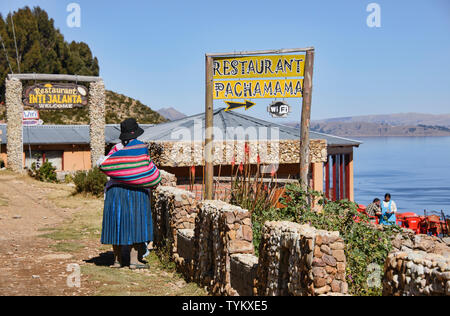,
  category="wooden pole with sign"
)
[205,47,314,199]
[205,55,214,200]
[299,49,315,190]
